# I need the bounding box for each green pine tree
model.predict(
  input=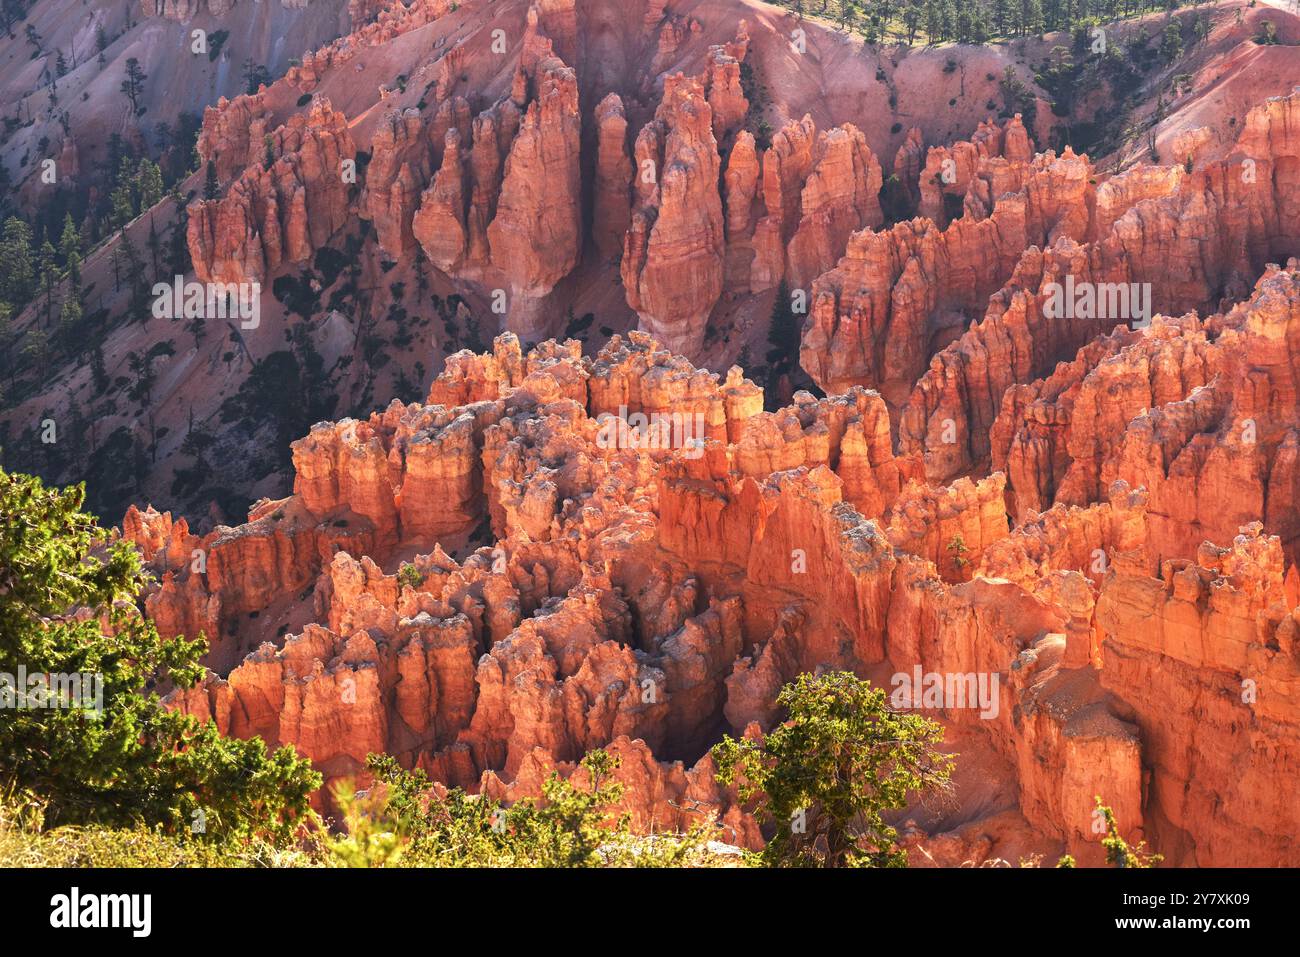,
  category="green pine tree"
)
[58,213,81,290]
[0,301,12,368]
[1096,797,1163,867]
[58,292,81,333]
[1160,18,1184,62]
[120,57,146,115]
[117,230,150,324]
[37,238,56,322]
[767,280,801,363]
[0,216,36,307]
[138,158,164,210]
[109,183,135,229]
[20,327,48,375]
[203,160,220,201]
[713,671,954,867]
[0,469,321,837]
[90,341,109,393]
